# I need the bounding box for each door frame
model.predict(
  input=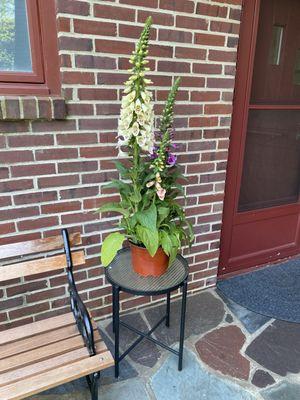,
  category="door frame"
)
[219,0,300,277]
